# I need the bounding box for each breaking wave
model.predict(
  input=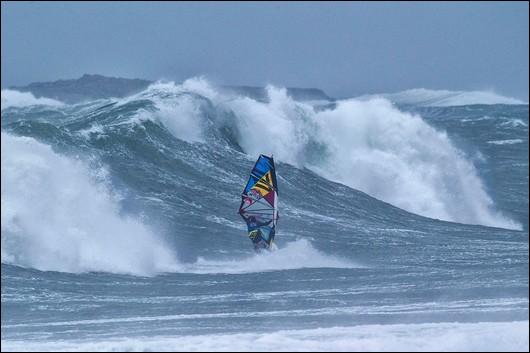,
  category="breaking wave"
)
[0,133,354,275]
[1,133,178,275]
[1,78,525,276]
[1,89,64,110]
[137,79,520,229]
